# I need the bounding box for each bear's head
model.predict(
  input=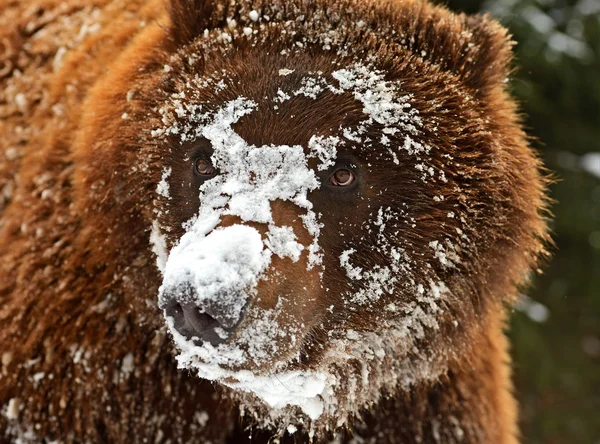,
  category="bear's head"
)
[72,0,548,434]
